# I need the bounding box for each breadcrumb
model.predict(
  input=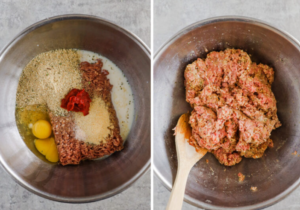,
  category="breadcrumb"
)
[16,49,82,116]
